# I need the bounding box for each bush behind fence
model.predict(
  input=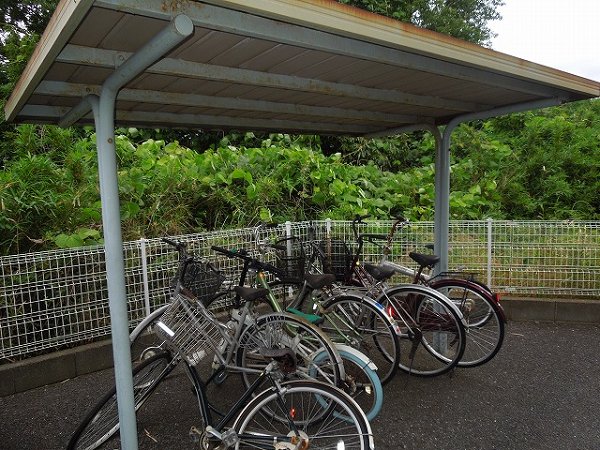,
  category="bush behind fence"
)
[1,220,599,361]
